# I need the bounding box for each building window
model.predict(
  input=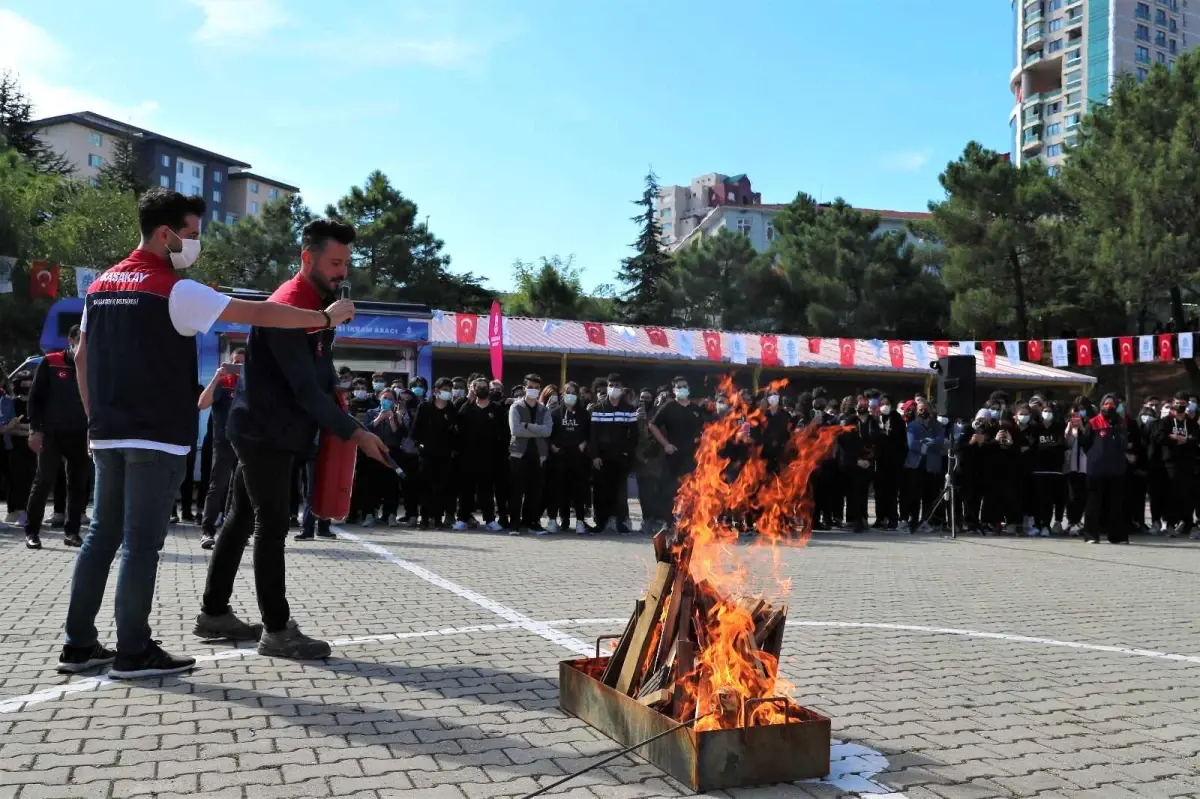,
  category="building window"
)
[736,218,752,235]
[225,213,236,225]
[176,180,184,193]
[268,187,279,200]
[89,132,103,147]
[250,182,259,194]
[662,222,673,233]
[177,161,184,173]
[1048,0,1063,8]
[1048,18,1063,31]
[1156,29,1167,45]
[1046,143,1064,156]
[1136,1,1151,18]
[1170,38,1178,52]
[160,175,170,188]
[1158,50,1167,62]
[1157,7,1168,23]
[1137,24,1151,40]
[1066,90,1081,107]
[1048,38,1064,52]
[213,190,221,203]
[1171,17,1178,31]
[1046,122,1063,136]
[1136,45,1151,62]
[1170,59,1176,70]
[161,154,170,167]
[87,154,102,167]
[212,209,220,222]
[1065,68,1083,87]
[1047,166,1059,177]
[1137,66,1150,80]
[766,223,775,242]
[250,201,259,213]
[192,165,201,178]
[213,171,222,184]
[88,176,100,187]
[1047,100,1063,114]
